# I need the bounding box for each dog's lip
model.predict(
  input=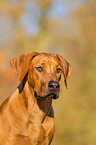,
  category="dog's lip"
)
[48,93,59,99]
[35,91,59,99]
